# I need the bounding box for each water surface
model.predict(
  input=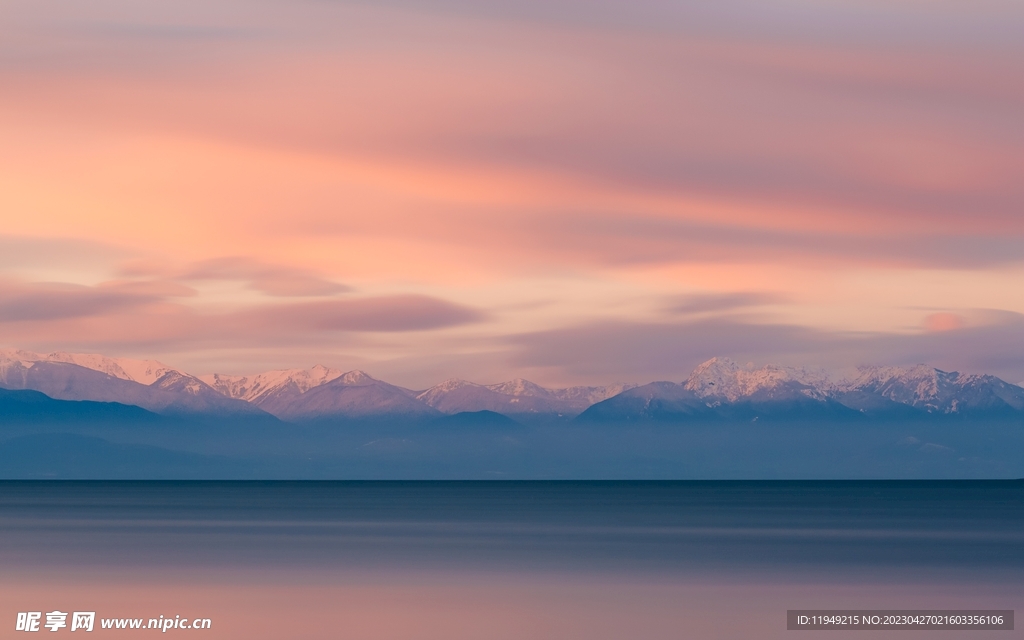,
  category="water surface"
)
[1,481,1020,638]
